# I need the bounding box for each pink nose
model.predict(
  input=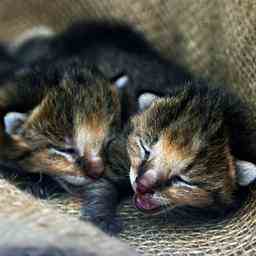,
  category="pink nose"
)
[136,180,150,194]
[135,169,160,194]
[86,156,104,179]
